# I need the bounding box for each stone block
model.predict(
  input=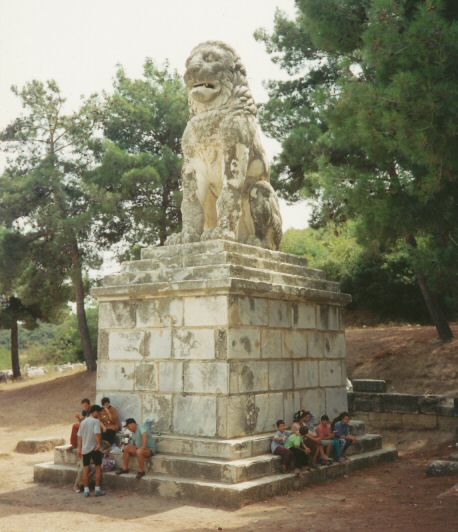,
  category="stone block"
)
[97,330,109,360]
[99,301,136,328]
[260,329,282,358]
[426,460,458,476]
[307,332,324,357]
[324,333,346,359]
[142,394,173,433]
[283,330,307,358]
[325,387,348,418]
[229,361,268,393]
[108,331,145,360]
[268,300,290,328]
[418,395,444,414]
[283,391,301,424]
[351,393,383,412]
[158,361,184,393]
[16,438,66,454]
[136,298,183,328]
[368,412,403,430]
[291,302,316,329]
[382,394,419,413]
[173,395,217,436]
[184,362,229,394]
[317,305,340,331]
[99,392,141,423]
[299,388,325,417]
[97,361,135,391]
[184,296,228,326]
[145,328,172,359]
[229,296,268,326]
[268,361,293,391]
[293,360,318,388]
[227,328,260,359]
[255,393,284,433]
[134,362,158,391]
[352,379,387,393]
[319,360,343,387]
[226,395,259,437]
[173,328,215,359]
